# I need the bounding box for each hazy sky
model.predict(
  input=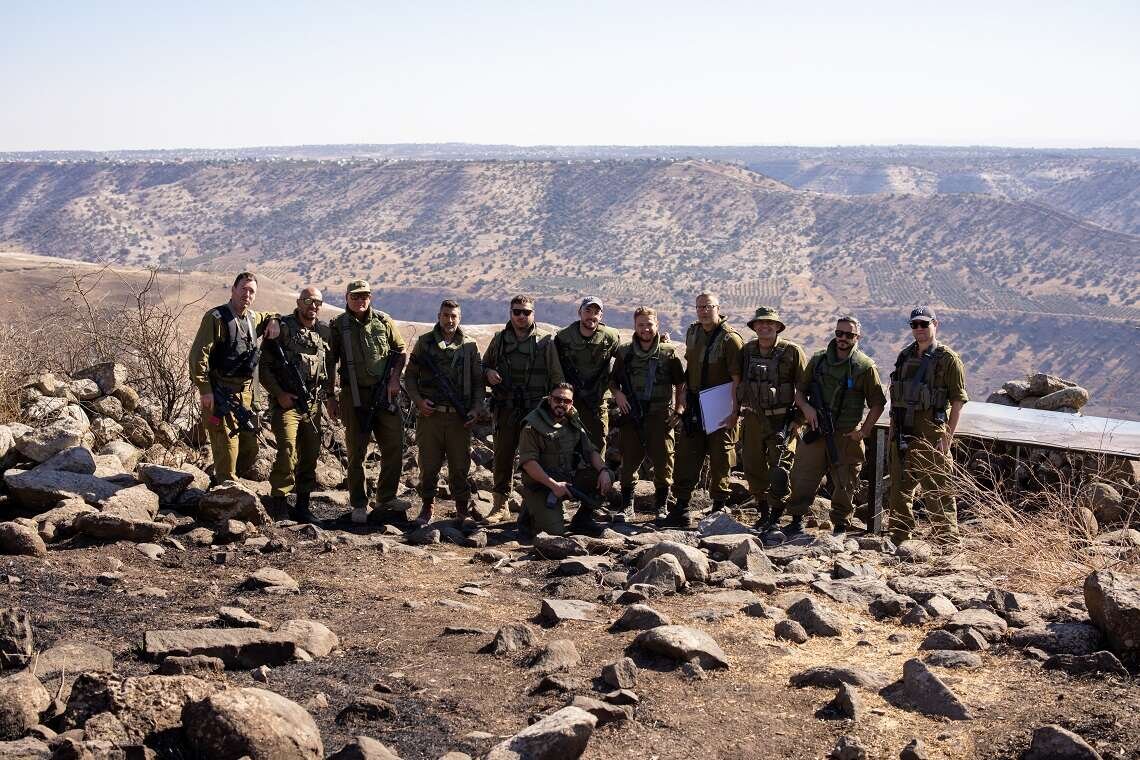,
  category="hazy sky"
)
[3,0,1138,151]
